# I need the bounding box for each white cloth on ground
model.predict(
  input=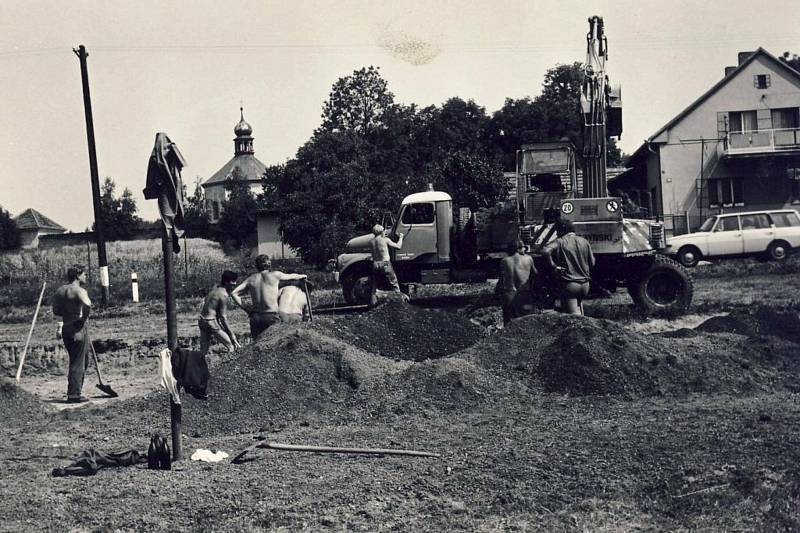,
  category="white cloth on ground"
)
[158,348,180,405]
[191,449,229,462]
